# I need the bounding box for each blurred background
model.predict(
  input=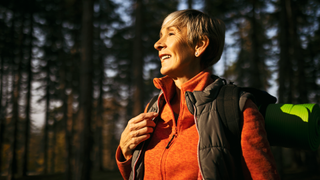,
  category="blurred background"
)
[0,0,319,179]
